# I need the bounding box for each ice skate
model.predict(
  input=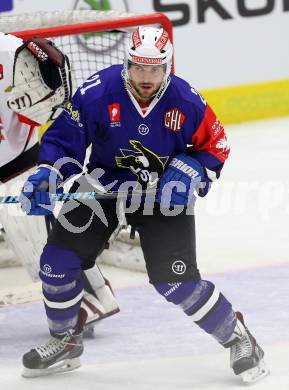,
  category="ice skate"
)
[22,329,83,377]
[22,308,87,377]
[226,312,270,385]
